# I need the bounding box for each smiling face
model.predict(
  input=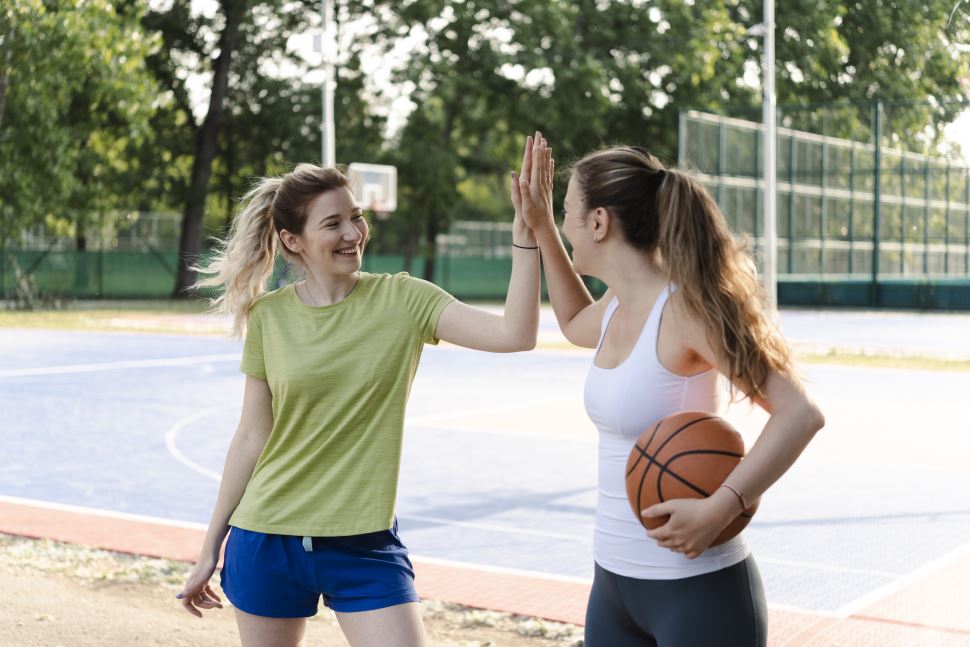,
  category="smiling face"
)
[280,186,369,278]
